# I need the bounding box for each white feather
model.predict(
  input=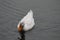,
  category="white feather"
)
[17,9,35,31]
